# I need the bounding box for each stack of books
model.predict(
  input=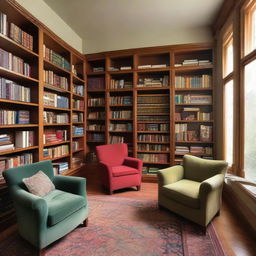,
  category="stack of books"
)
[0,134,14,152]
[88,97,105,106]
[43,70,69,90]
[0,110,30,125]
[137,144,169,151]
[43,144,69,158]
[110,96,132,105]
[138,64,167,69]
[73,126,84,136]
[138,75,169,87]
[73,99,84,110]
[72,112,83,122]
[73,84,84,96]
[0,153,33,170]
[15,131,34,148]
[43,129,68,144]
[175,59,212,67]
[87,111,105,119]
[87,124,105,131]
[0,12,7,36]
[110,79,133,89]
[43,92,69,109]
[175,94,212,104]
[92,67,104,72]
[137,123,169,131]
[43,111,69,124]
[53,162,69,175]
